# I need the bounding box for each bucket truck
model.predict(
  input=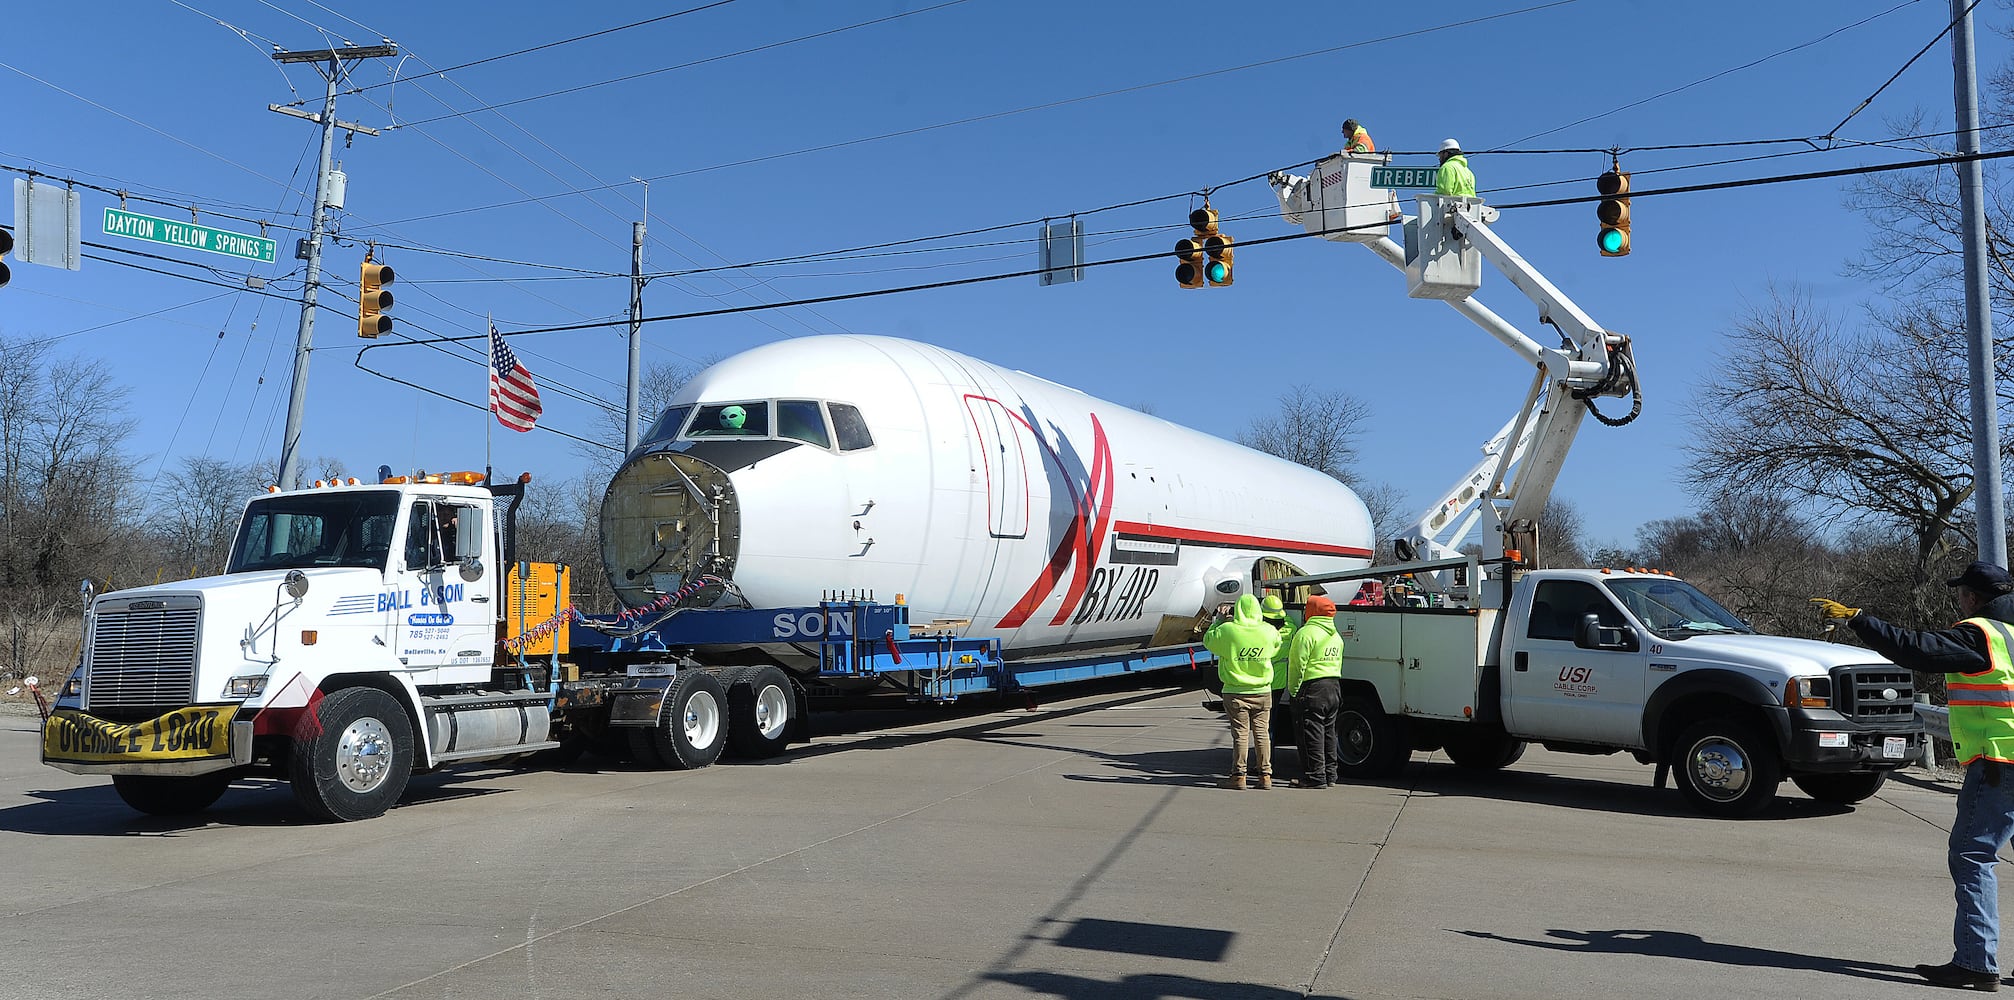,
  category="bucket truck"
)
[1262,155,1923,817]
